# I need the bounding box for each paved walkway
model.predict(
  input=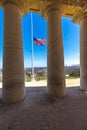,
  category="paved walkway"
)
[0,86,87,130]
